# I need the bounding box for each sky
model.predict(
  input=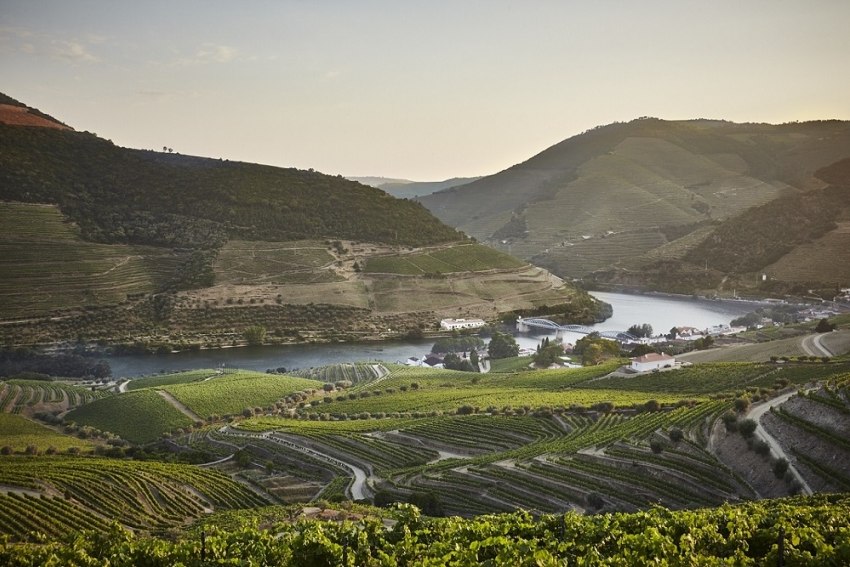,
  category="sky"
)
[2,1,850,180]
